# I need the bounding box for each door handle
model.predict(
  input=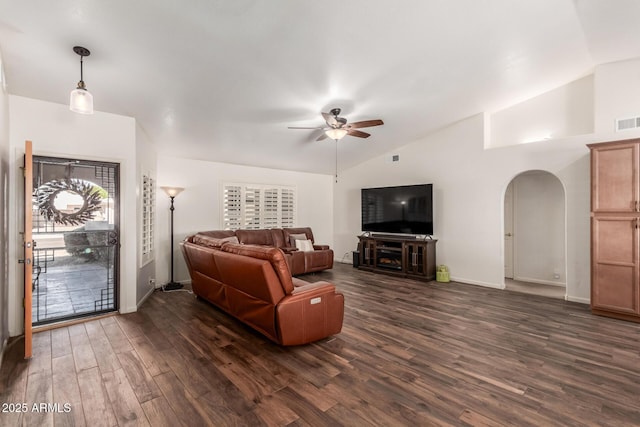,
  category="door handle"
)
[505,233,512,237]
[18,259,31,265]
